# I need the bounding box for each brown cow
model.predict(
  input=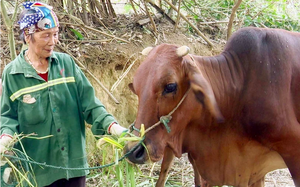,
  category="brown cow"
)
[125,27,300,187]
